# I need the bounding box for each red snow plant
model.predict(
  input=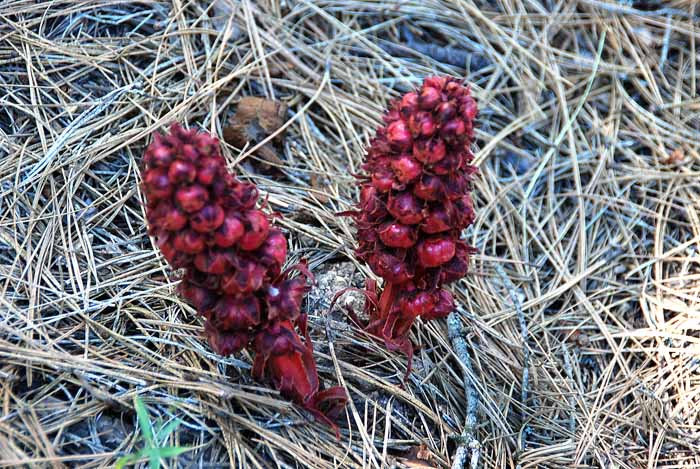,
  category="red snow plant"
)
[142,123,346,433]
[348,76,477,375]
